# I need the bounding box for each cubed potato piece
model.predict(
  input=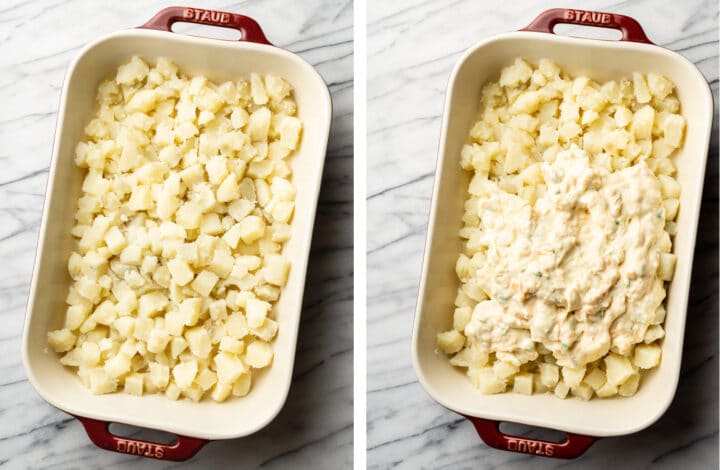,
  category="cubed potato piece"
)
[217,173,240,203]
[66,305,90,330]
[208,250,234,278]
[251,318,278,342]
[48,329,76,352]
[172,359,198,389]
[645,325,665,343]
[658,252,677,281]
[175,202,203,230]
[493,361,519,380]
[232,373,252,397]
[647,73,673,99]
[104,353,132,378]
[179,297,203,326]
[583,368,607,391]
[165,382,181,401]
[571,383,594,401]
[247,107,271,142]
[76,277,102,303]
[196,368,218,391]
[633,343,662,369]
[604,353,634,386]
[658,174,681,199]
[452,307,472,332]
[437,330,465,355]
[663,114,686,148]
[554,380,570,399]
[170,336,188,358]
[633,72,651,103]
[631,105,654,140]
[538,363,559,388]
[147,328,171,353]
[561,366,586,388]
[226,312,249,339]
[245,298,270,329]
[182,384,205,402]
[619,373,641,397]
[214,351,247,383]
[124,373,144,396]
[135,291,167,318]
[469,367,506,394]
[512,373,533,395]
[89,370,118,395]
[190,270,219,297]
[80,342,101,366]
[219,336,245,354]
[663,198,679,222]
[263,255,290,286]
[113,316,135,338]
[278,116,302,150]
[116,56,149,85]
[238,216,265,244]
[93,300,117,326]
[132,317,154,342]
[148,362,170,389]
[104,226,127,255]
[185,327,212,359]
[210,381,232,402]
[245,341,273,368]
[596,381,619,398]
[167,258,195,286]
[228,199,255,222]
